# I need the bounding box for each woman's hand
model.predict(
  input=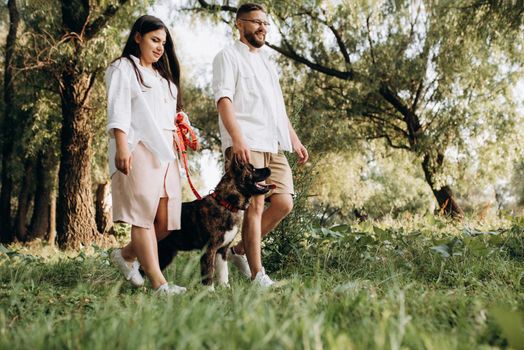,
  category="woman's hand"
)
[115,146,132,175]
[113,128,132,175]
